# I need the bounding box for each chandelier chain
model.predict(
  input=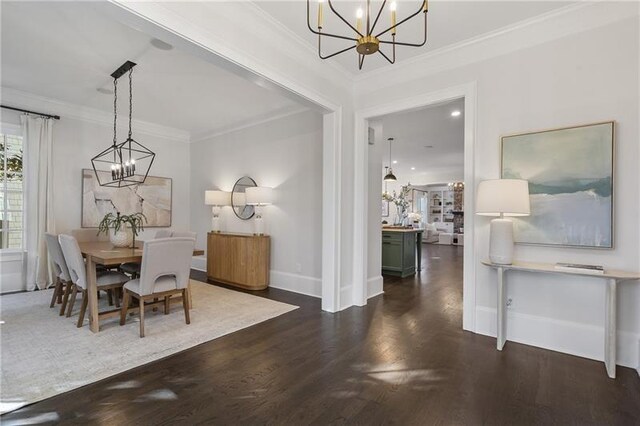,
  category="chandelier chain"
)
[128,68,133,140]
[112,78,118,147]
